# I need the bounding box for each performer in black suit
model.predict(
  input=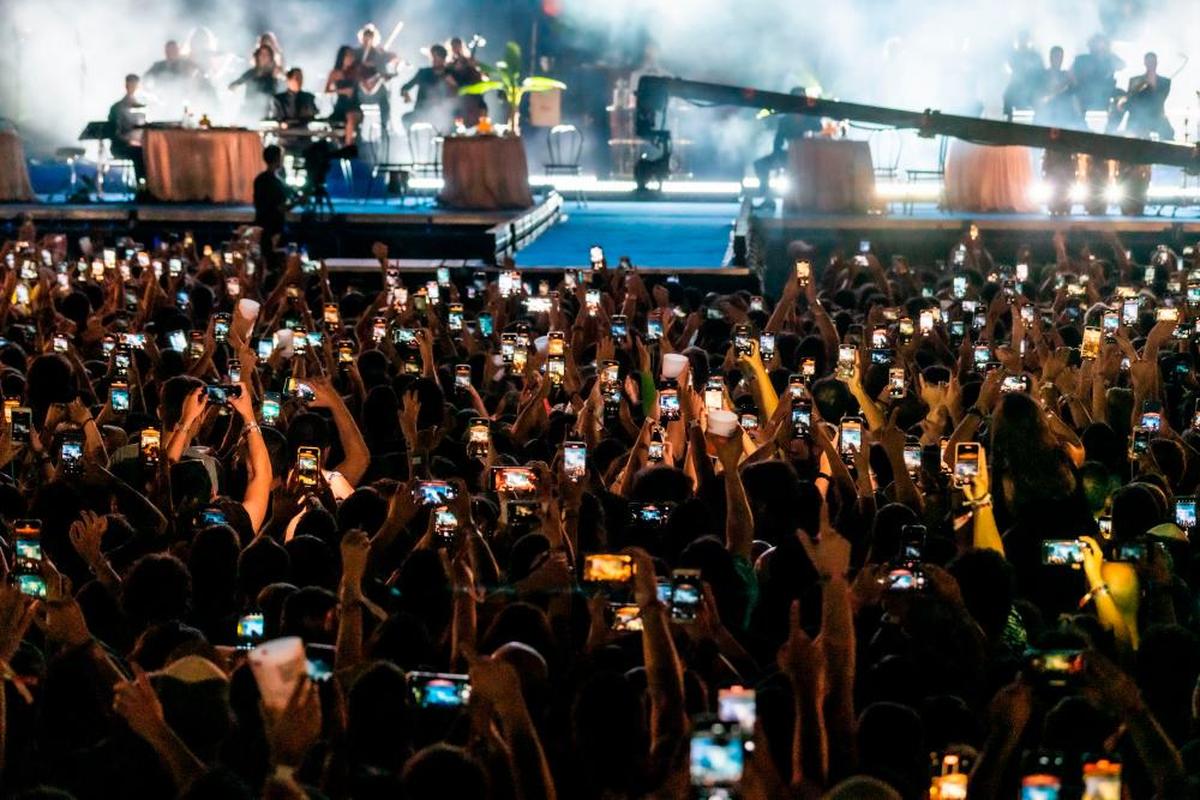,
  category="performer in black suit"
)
[272,69,319,125]
[1122,52,1173,140]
